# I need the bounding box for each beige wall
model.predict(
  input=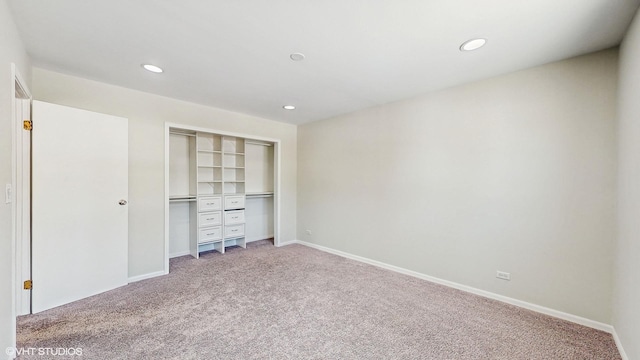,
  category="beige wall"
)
[298,49,618,324]
[0,0,31,355]
[614,9,640,360]
[32,68,297,279]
